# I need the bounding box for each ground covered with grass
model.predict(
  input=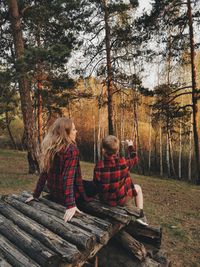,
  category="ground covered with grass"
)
[0,149,199,267]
